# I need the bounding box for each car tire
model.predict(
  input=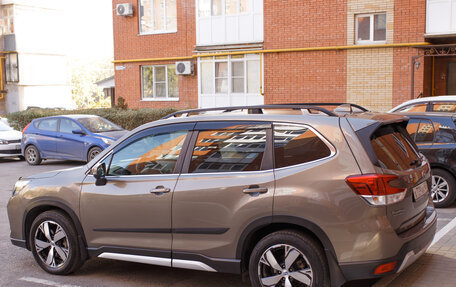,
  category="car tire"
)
[29,210,84,275]
[18,155,25,161]
[431,169,456,208]
[25,145,42,165]
[87,147,102,162]
[249,230,330,287]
